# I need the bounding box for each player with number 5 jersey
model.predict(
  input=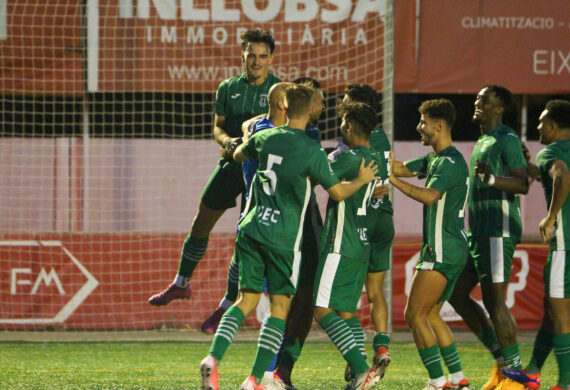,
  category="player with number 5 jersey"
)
[200,84,378,390]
